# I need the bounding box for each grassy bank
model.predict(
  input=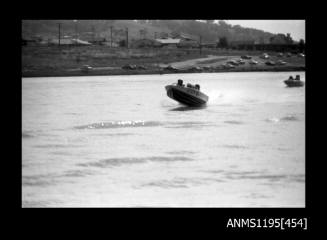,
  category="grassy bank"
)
[22,45,305,77]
